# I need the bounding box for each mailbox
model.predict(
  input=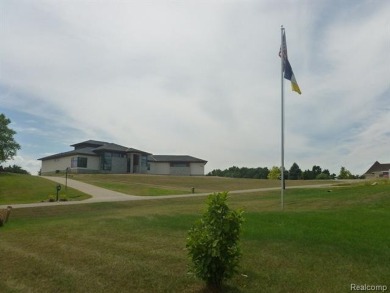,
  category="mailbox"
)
[56,184,61,201]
